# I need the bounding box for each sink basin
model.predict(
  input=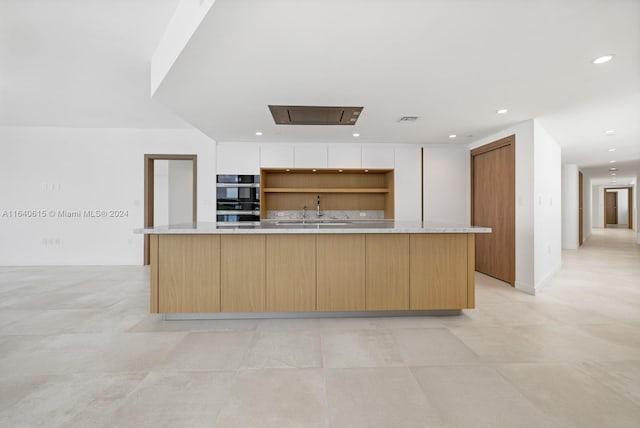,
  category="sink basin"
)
[274,220,351,226]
